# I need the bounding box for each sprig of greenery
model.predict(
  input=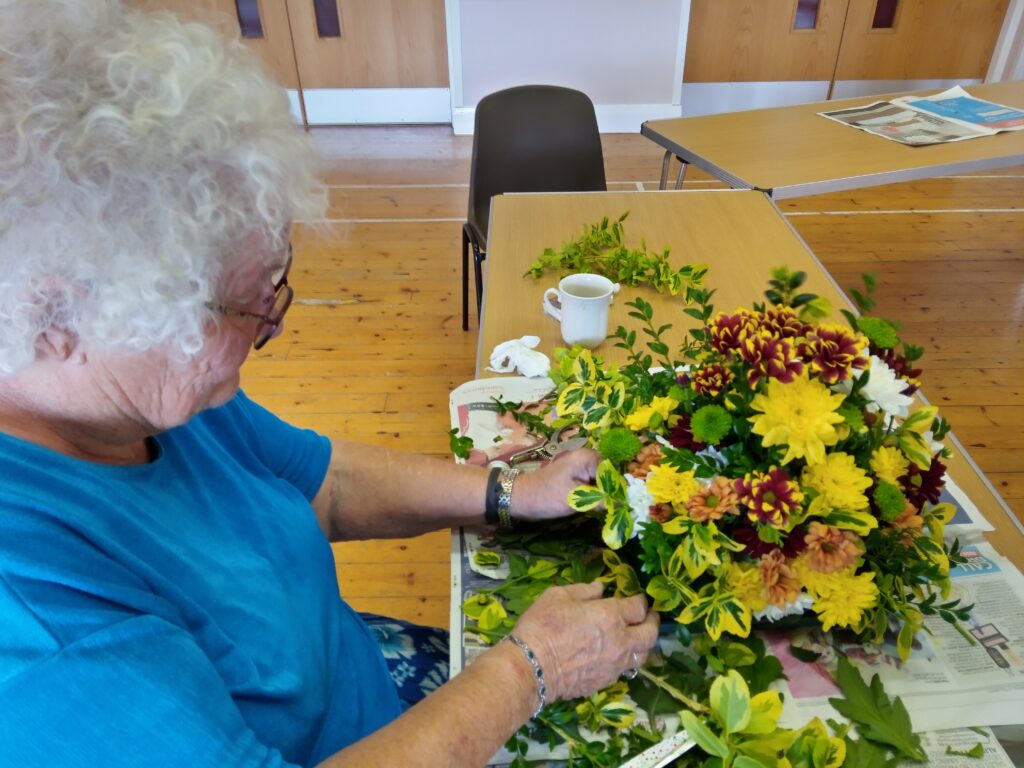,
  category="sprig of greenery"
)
[491,396,556,439]
[448,428,473,460]
[828,656,927,762]
[524,212,707,296]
